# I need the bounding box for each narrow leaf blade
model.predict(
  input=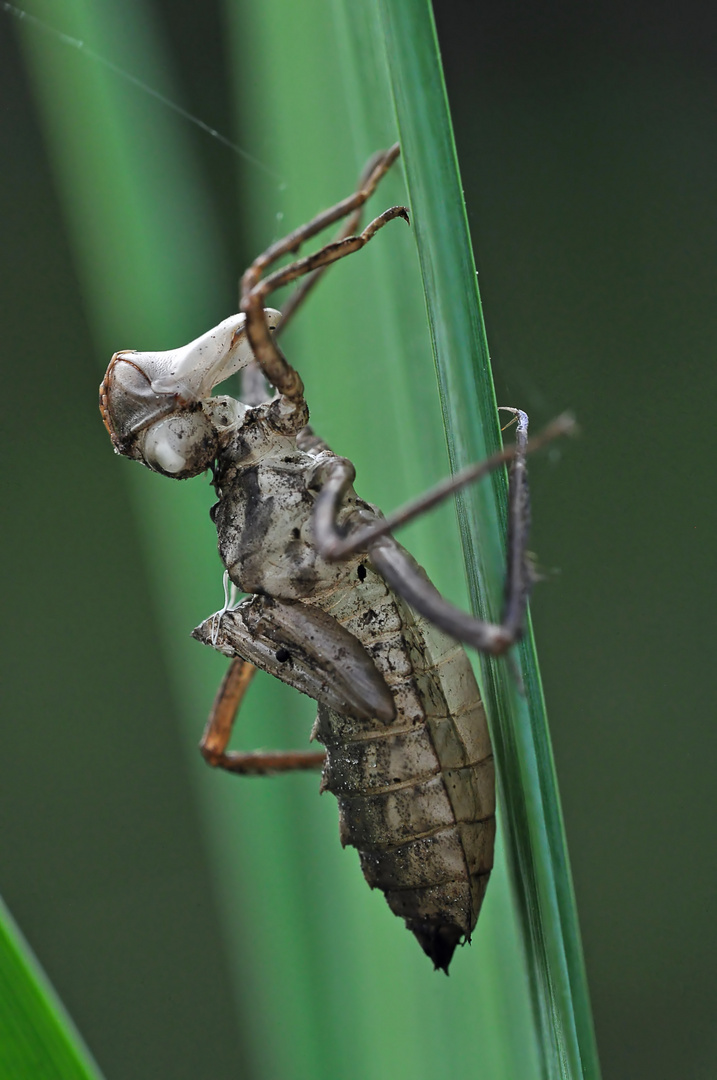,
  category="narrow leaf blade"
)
[377,2,601,1077]
[0,898,103,1080]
